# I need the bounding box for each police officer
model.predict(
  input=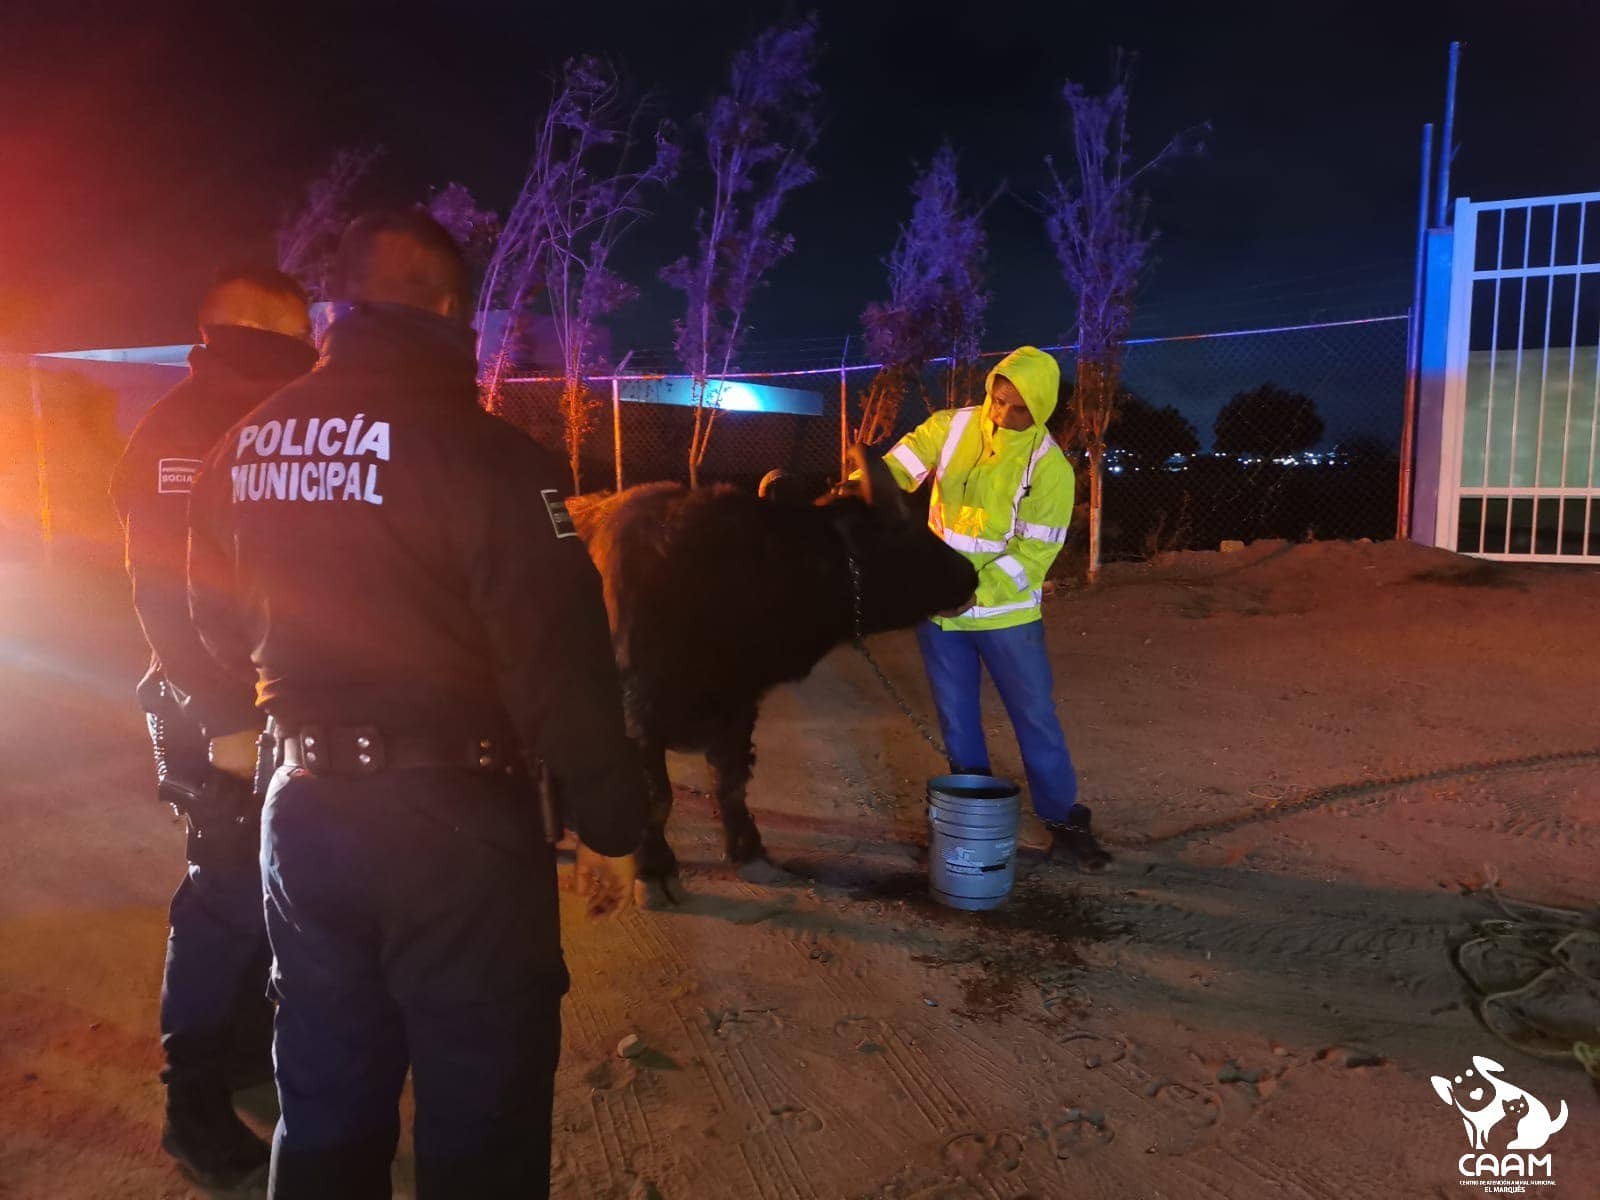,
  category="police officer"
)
[186,210,646,1199]
[109,266,316,1186]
